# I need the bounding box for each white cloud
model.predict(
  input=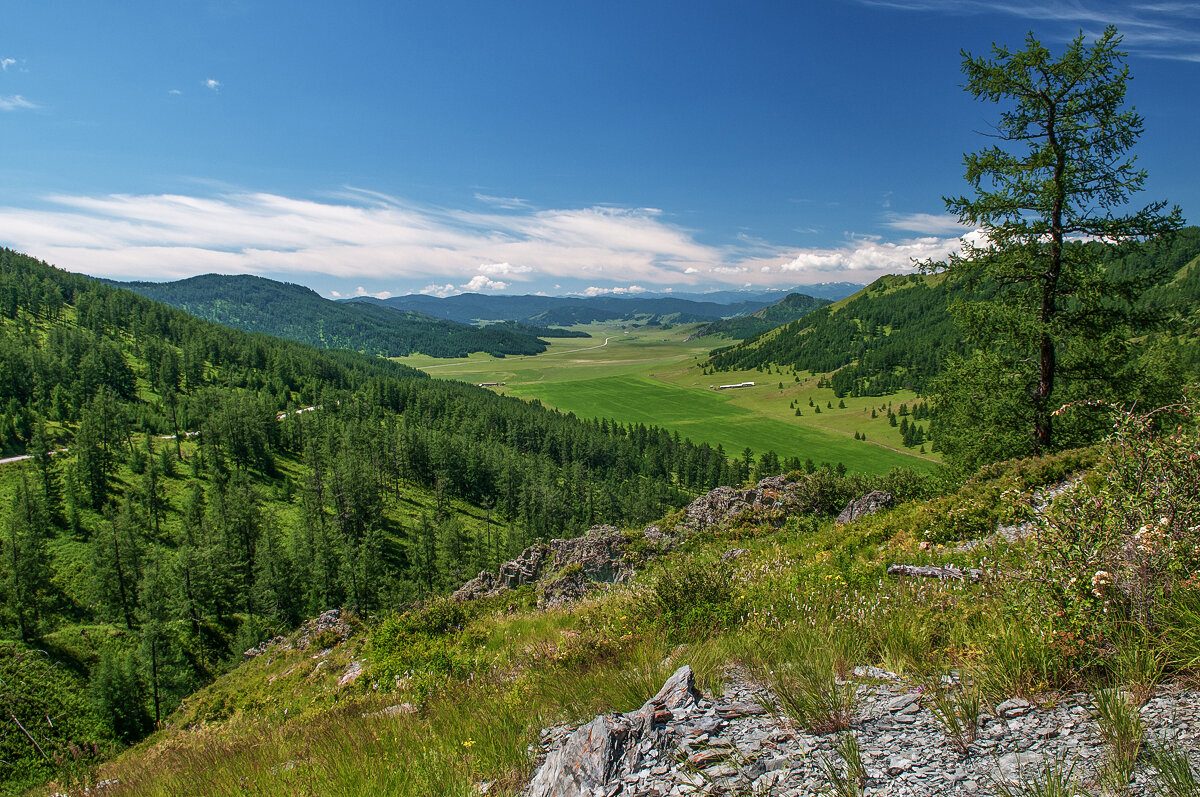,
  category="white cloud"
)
[462,275,508,291]
[0,190,725,286]
[0,95,36,111]
[420,283,458,297]
[0,187,970,291]
[204,78,221,91]
[168,88,182,96]
[330,290,342,298]
[0,58,15,71]
[354,285,392,299]
[775,234,965,277]
[477,262,532,277]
